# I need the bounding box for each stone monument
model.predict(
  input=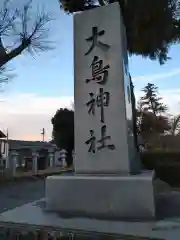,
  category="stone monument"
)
[46,2,155,219]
